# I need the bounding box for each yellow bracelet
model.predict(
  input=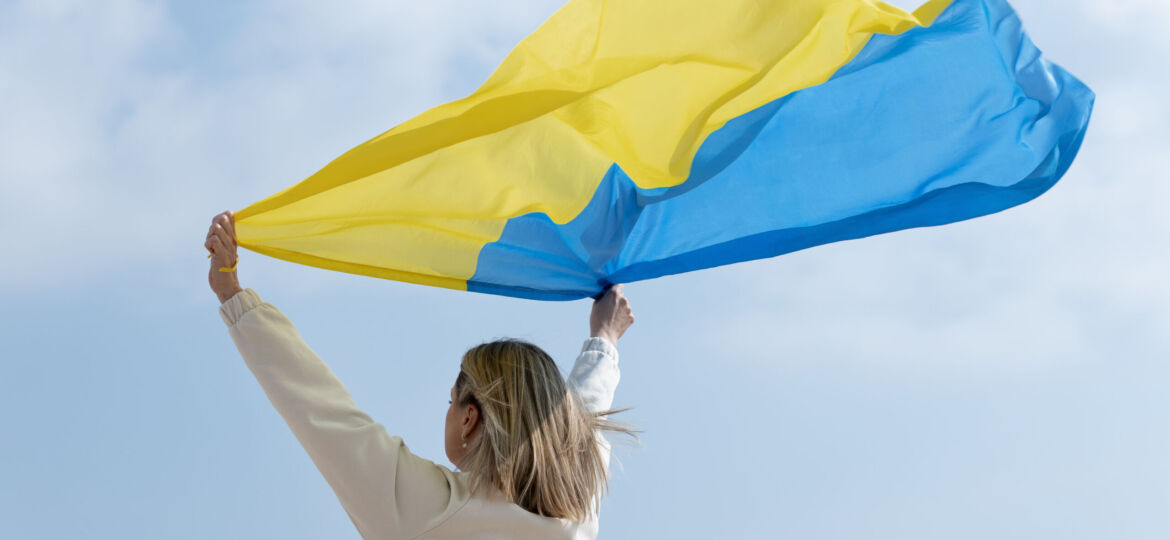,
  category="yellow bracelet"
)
[208,253,238,272]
